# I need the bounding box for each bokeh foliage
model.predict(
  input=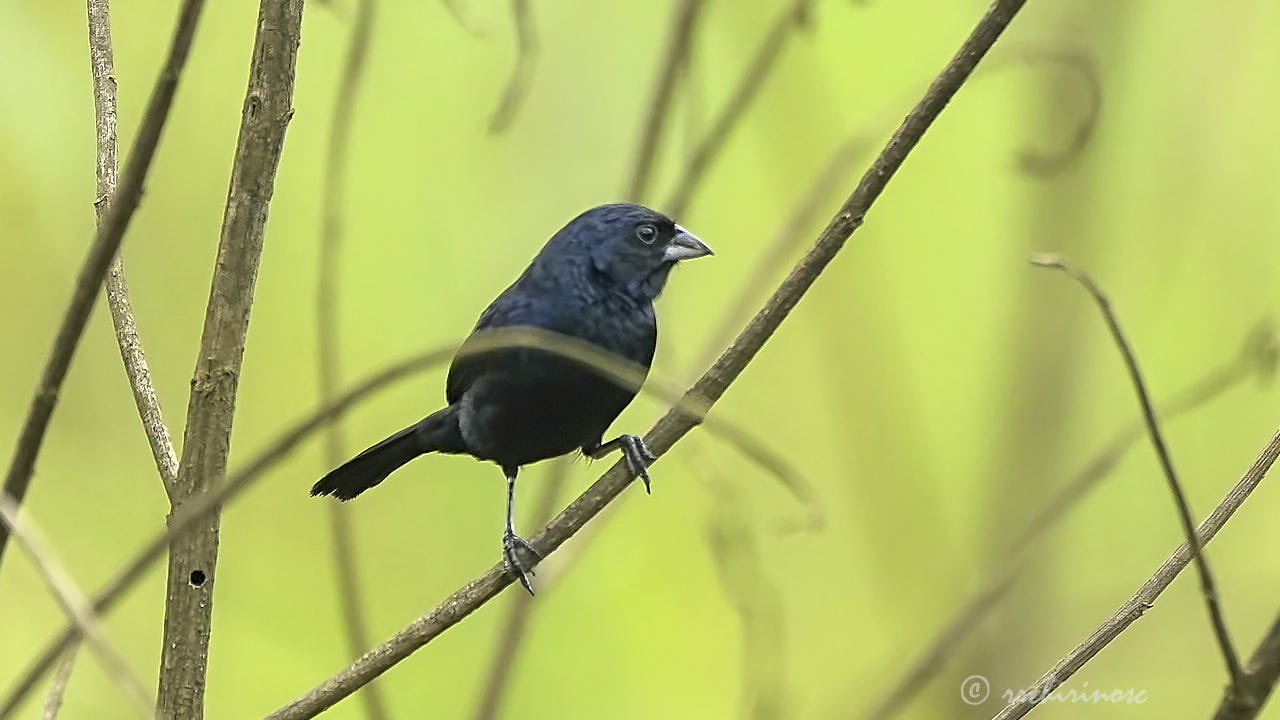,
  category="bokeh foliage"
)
[2,0,1279,718]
